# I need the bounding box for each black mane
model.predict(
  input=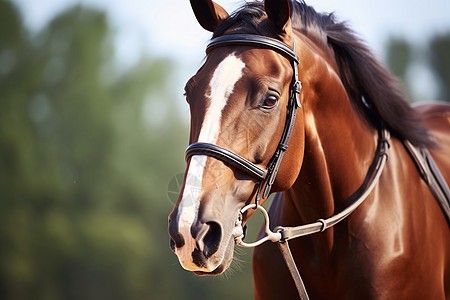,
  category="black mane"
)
[214,0,432,147]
